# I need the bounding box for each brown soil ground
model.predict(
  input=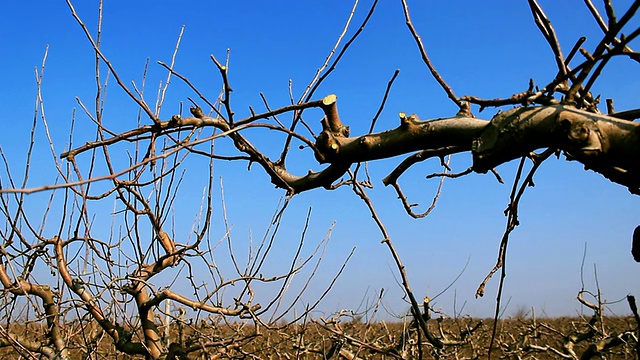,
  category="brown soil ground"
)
[0,315,637,359]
